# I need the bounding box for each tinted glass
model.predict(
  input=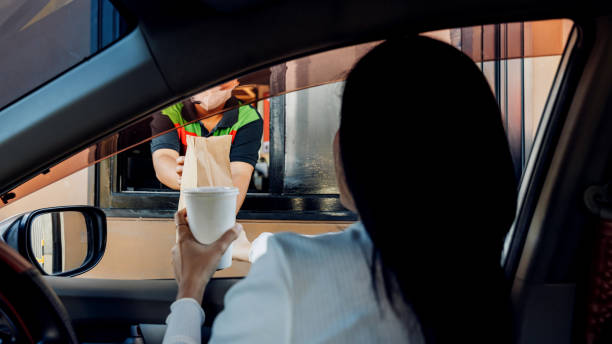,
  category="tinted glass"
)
[423,19,573,180]
[0,20,574,282]
[0,0,126,109]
